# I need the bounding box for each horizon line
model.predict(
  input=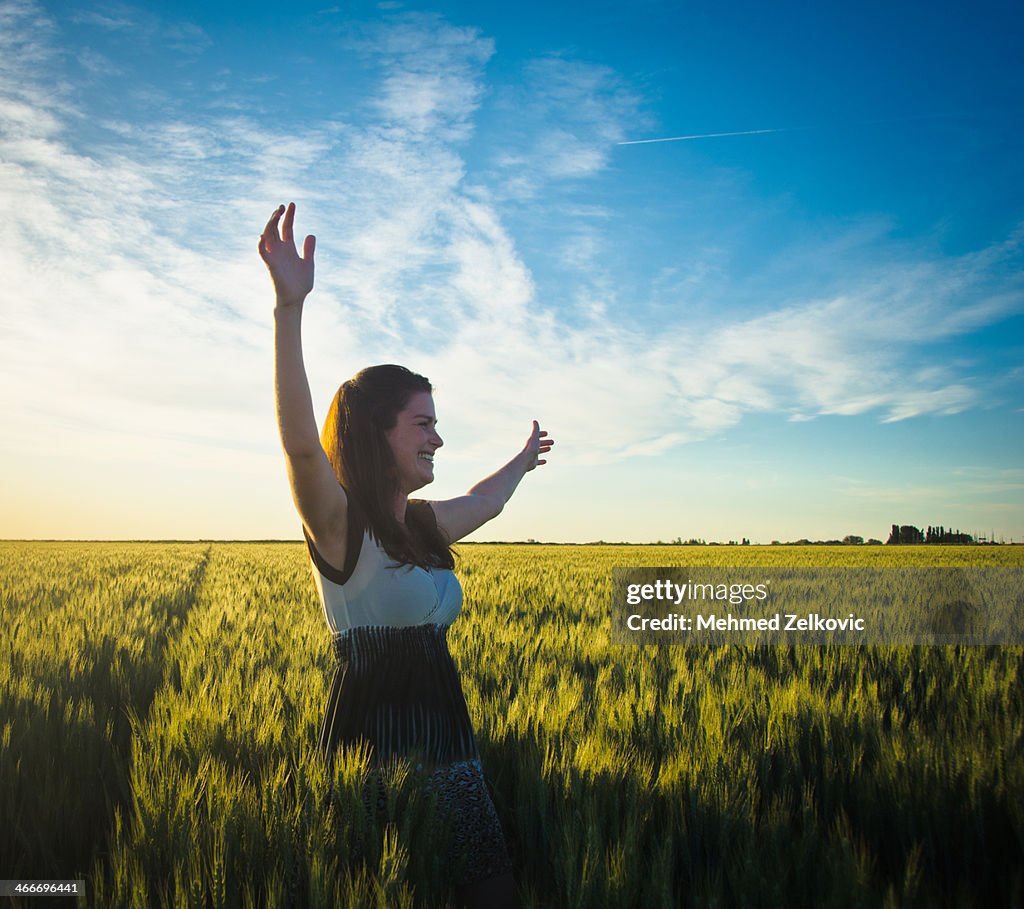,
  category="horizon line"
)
[1,538,1016,546]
